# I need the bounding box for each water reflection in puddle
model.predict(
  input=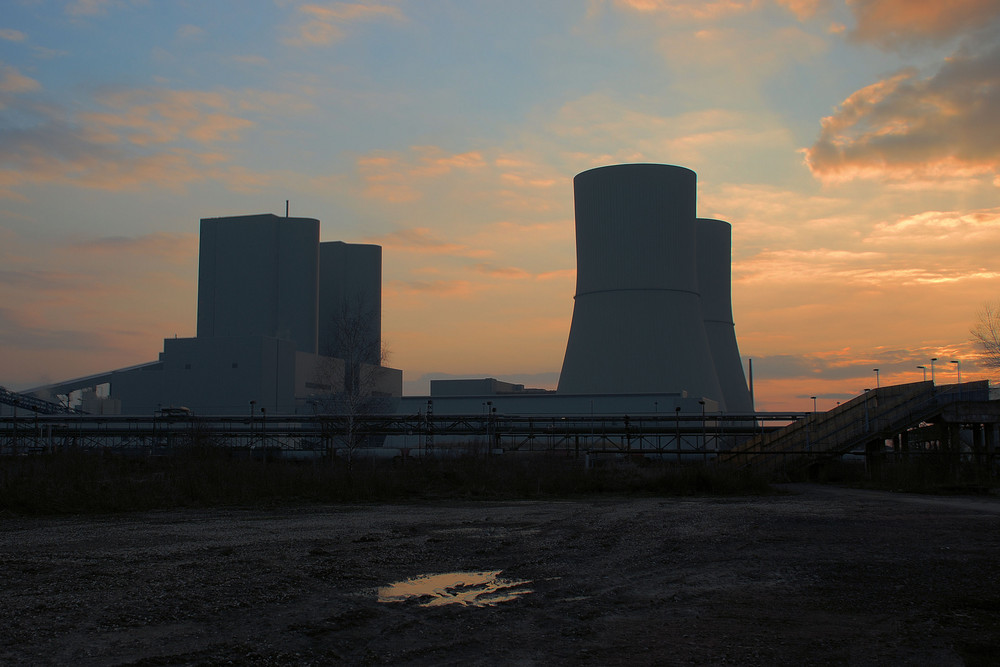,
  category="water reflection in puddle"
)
[377,570,533,607]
